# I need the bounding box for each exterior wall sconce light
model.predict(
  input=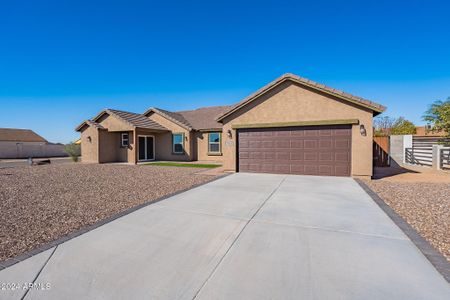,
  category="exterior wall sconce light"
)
[359,125,366,136]
[87,136,92,142]
[227,129,232,138]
